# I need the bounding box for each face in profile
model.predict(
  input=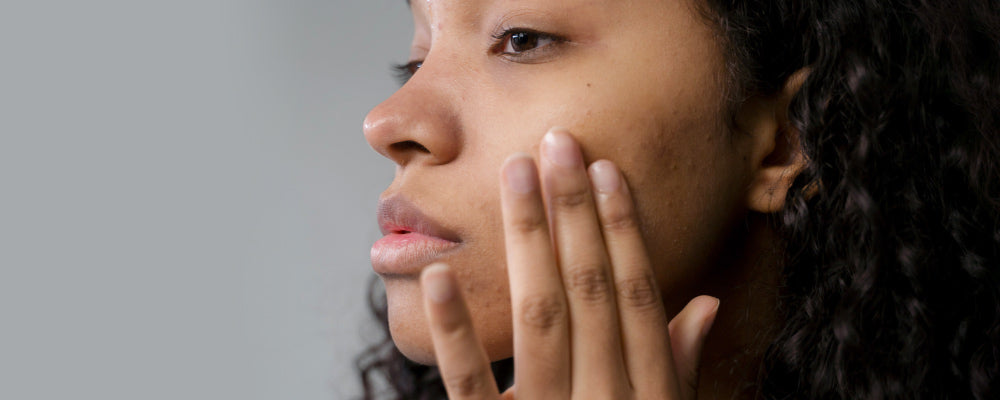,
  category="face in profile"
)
[364,0,770,365]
